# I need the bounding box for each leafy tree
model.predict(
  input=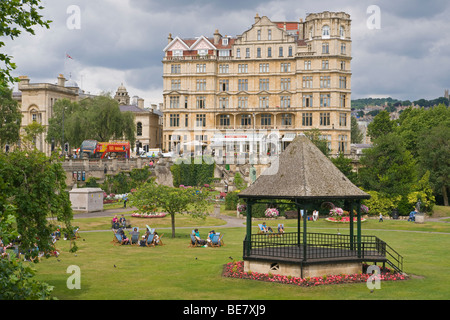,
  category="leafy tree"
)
[0,0,51,84]
[367,110,394,140]
[130,179,211,238]
[47,96,136,149]
[417,123,450,206]
[350,116,363,144]
[359,133,417,197]
[331,153,358,184]
[0,86,22,148]
[305,128,329,157]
